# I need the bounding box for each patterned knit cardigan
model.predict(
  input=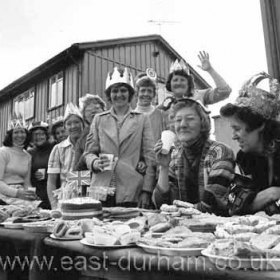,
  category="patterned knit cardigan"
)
[153,139,235,216]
